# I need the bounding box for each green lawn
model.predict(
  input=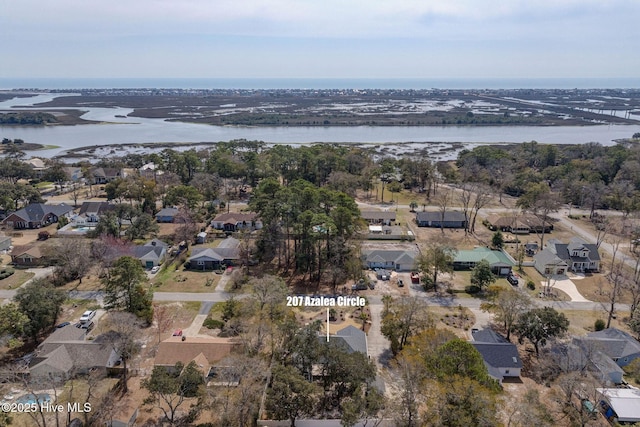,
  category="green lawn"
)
[0,270,34,290]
